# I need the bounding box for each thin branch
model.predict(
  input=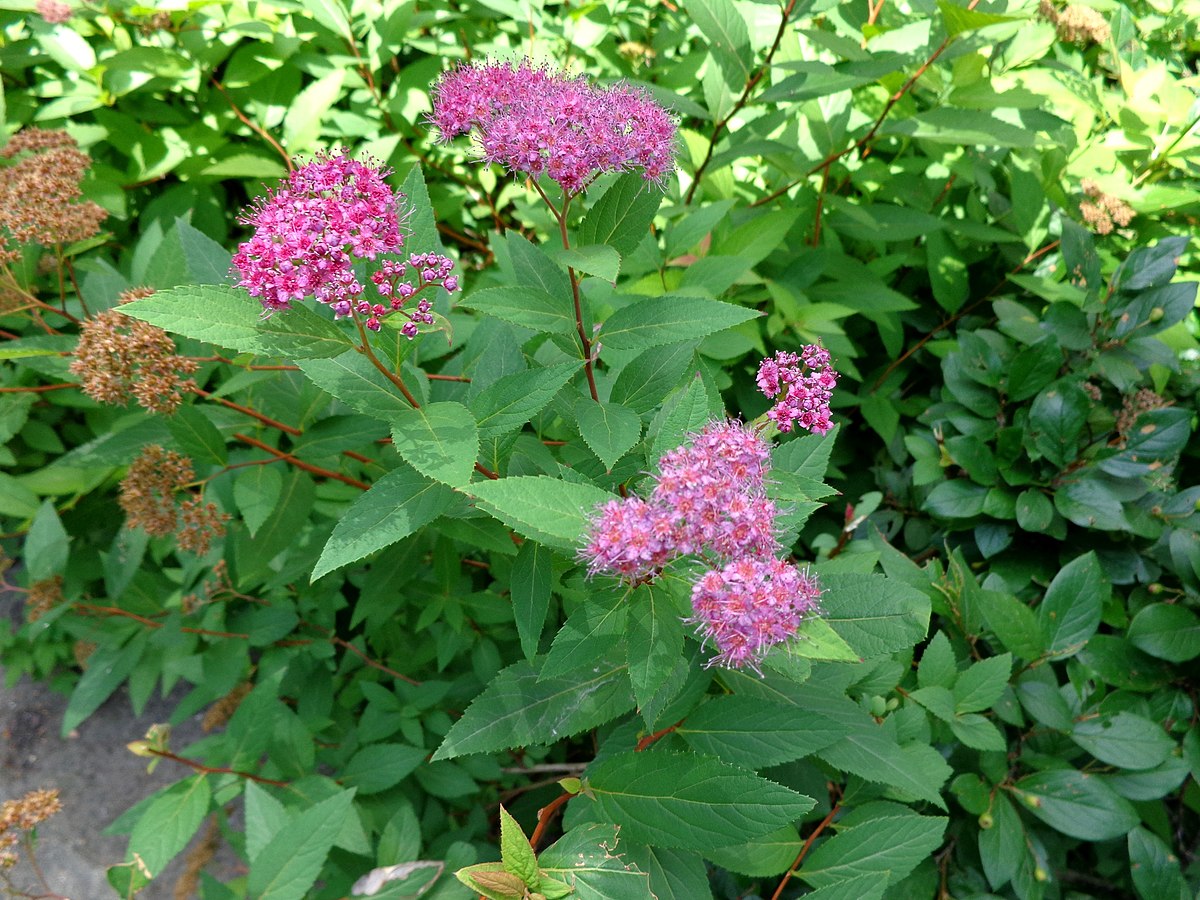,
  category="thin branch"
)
[147,748,290,788]
[192,387,303,436]
[0,383,76,393]
[234,432,370,490]
[302,620,421,685]
[636,719,684,751]
[771,803,841,900]
[352,310,420,407]
[529,791,572,851]
[209,77,293,172]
